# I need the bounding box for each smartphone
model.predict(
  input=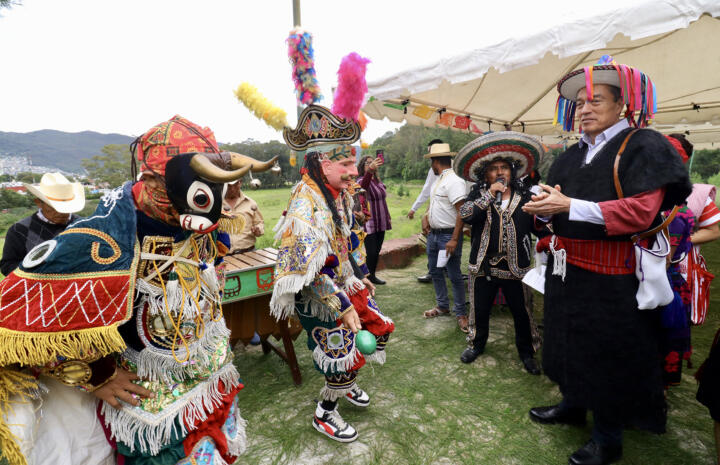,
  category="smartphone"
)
[376,149,385,163]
